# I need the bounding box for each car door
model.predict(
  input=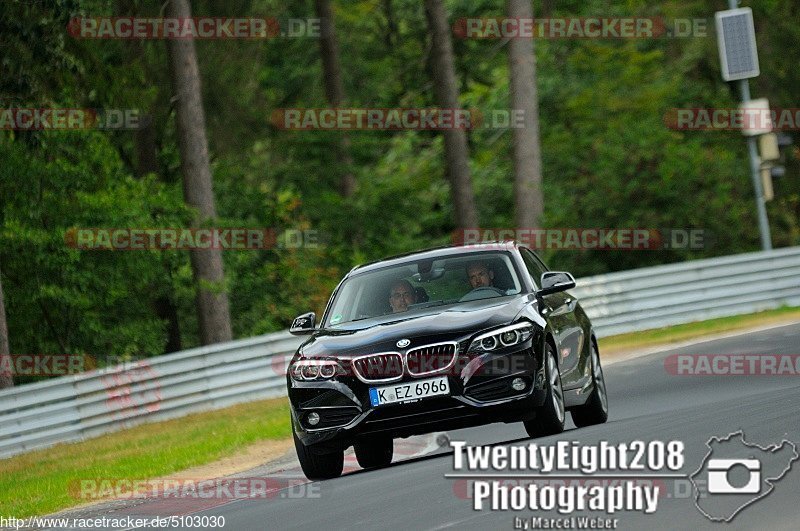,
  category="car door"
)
[519,248,585,389]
